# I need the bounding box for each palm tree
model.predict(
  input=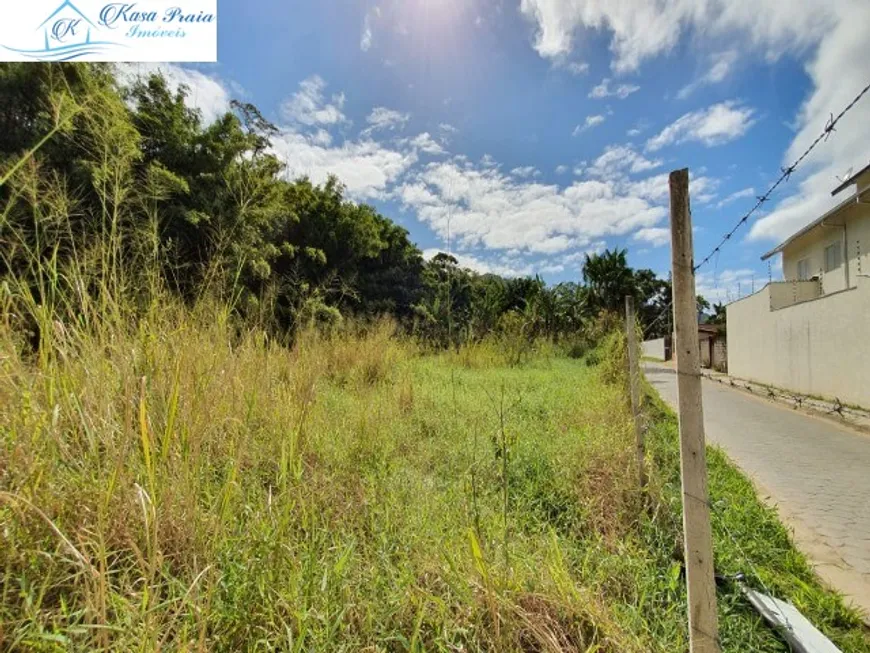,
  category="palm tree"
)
[582,248,635,313]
